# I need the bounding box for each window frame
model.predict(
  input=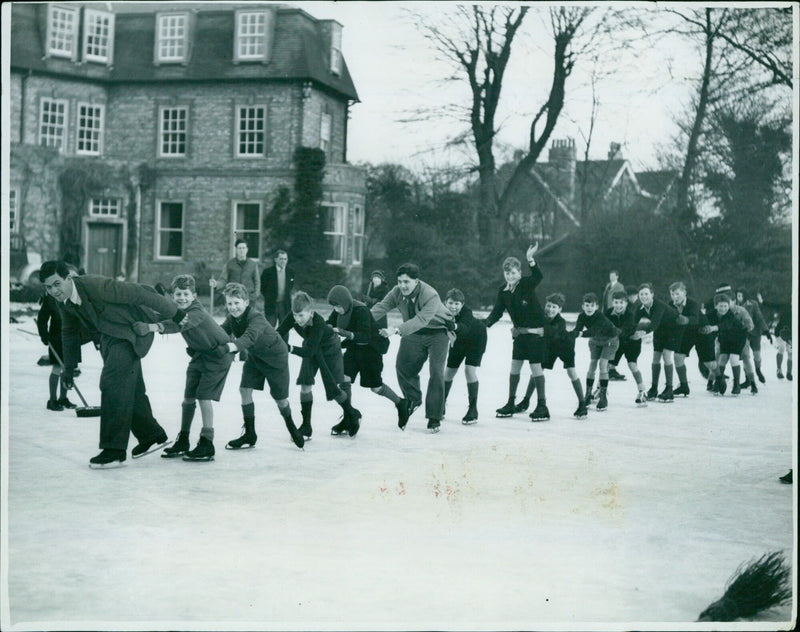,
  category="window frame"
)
[234,10,271,62]
[235,104,267,158]
[155,200,185,260]
[38,97,69,150]
[320,110,332,154]
[322,202,347,264]
[46,5,79,60]
[352,203,364,265]
[158,105,189,158]
[330,23,343,75]
[155,12,189,64]
[89,198,121,218]
[76,102,105,156]
[232,200,263,260]
[82,8,115,64]
[9,189,19,233]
